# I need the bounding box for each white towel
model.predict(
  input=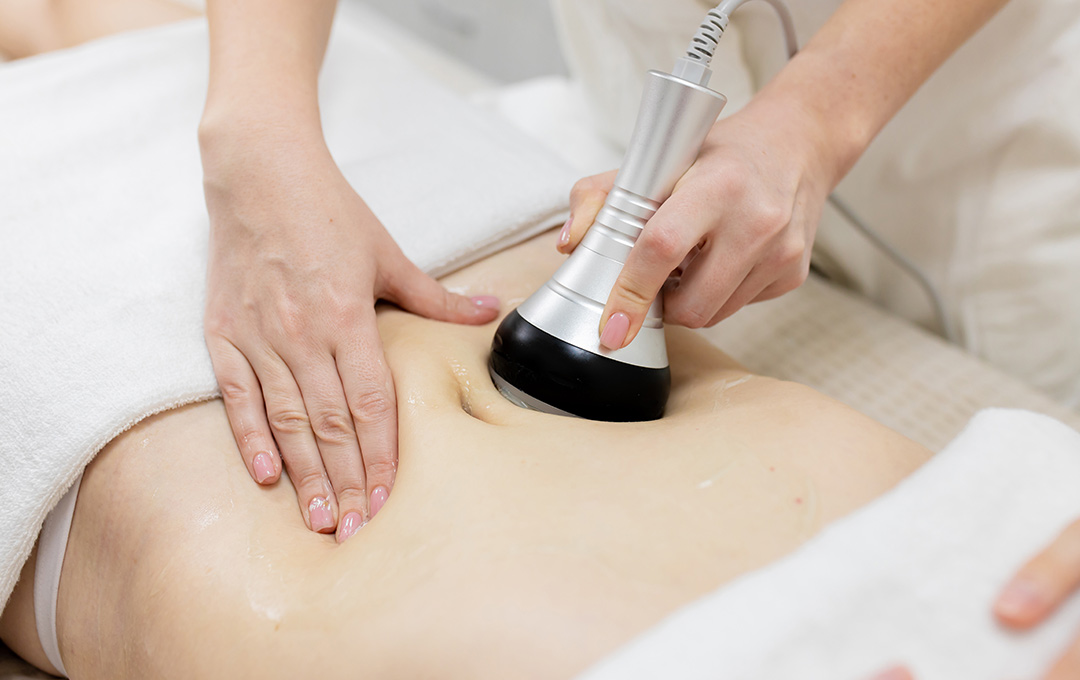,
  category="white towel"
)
[0,16,575,611]
[580,408,1080,679]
